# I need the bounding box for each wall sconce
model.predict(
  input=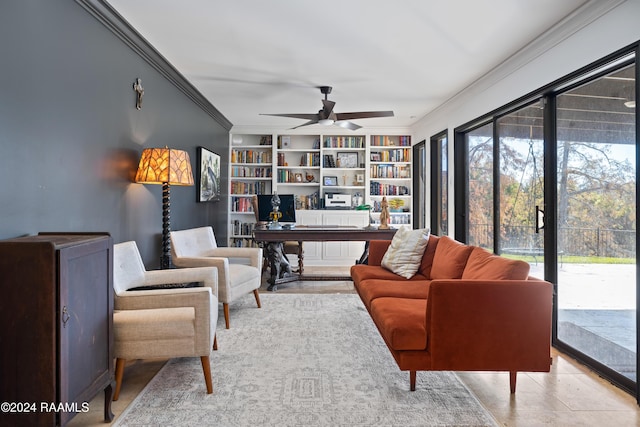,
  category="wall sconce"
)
[135,147,194,268]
